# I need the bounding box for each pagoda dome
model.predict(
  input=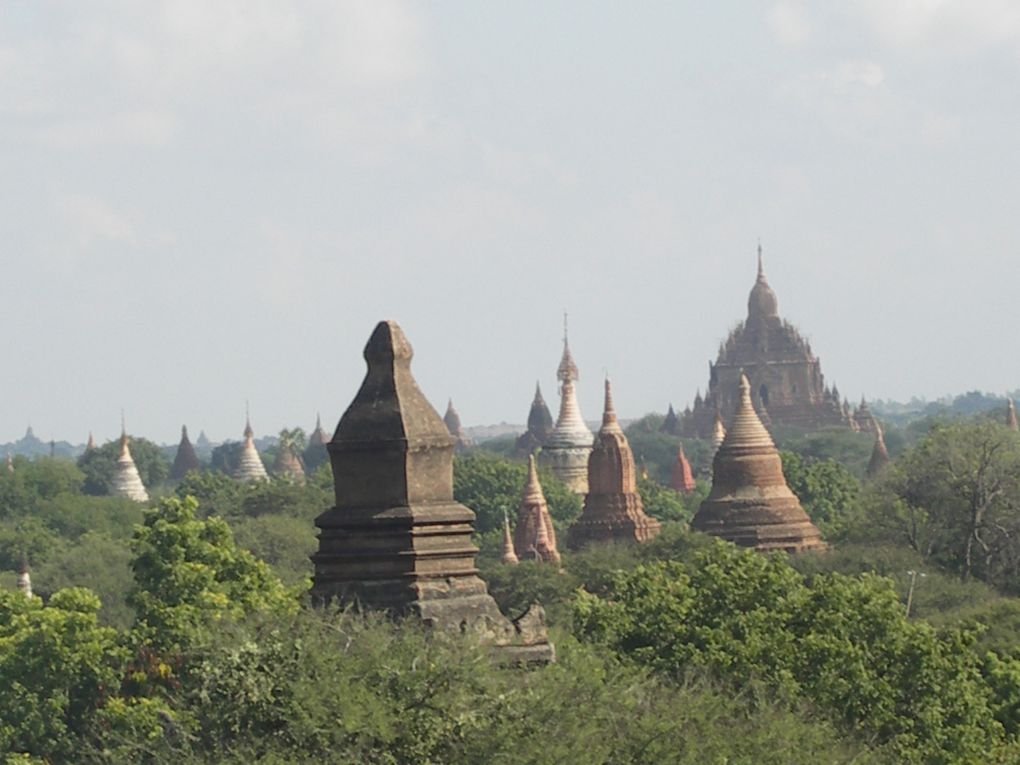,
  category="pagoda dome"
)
[747,246,779,319]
